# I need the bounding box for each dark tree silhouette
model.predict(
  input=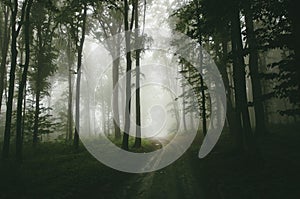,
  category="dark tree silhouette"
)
[121,0,132,150]
[16,0,33,161]
[2,0,27,158]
